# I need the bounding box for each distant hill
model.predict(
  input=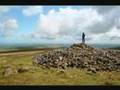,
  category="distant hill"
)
[89,44,120,49]
[109,47,120,50]
[0,44,69,52]
[0,43,120,52]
